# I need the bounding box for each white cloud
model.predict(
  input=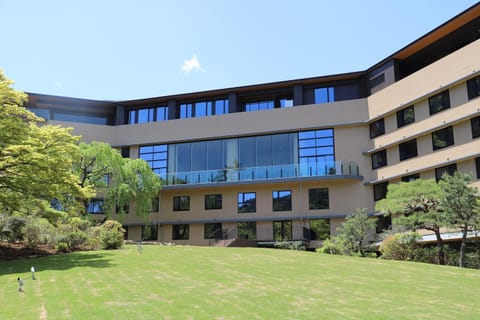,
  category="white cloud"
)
[181,54,204,74]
